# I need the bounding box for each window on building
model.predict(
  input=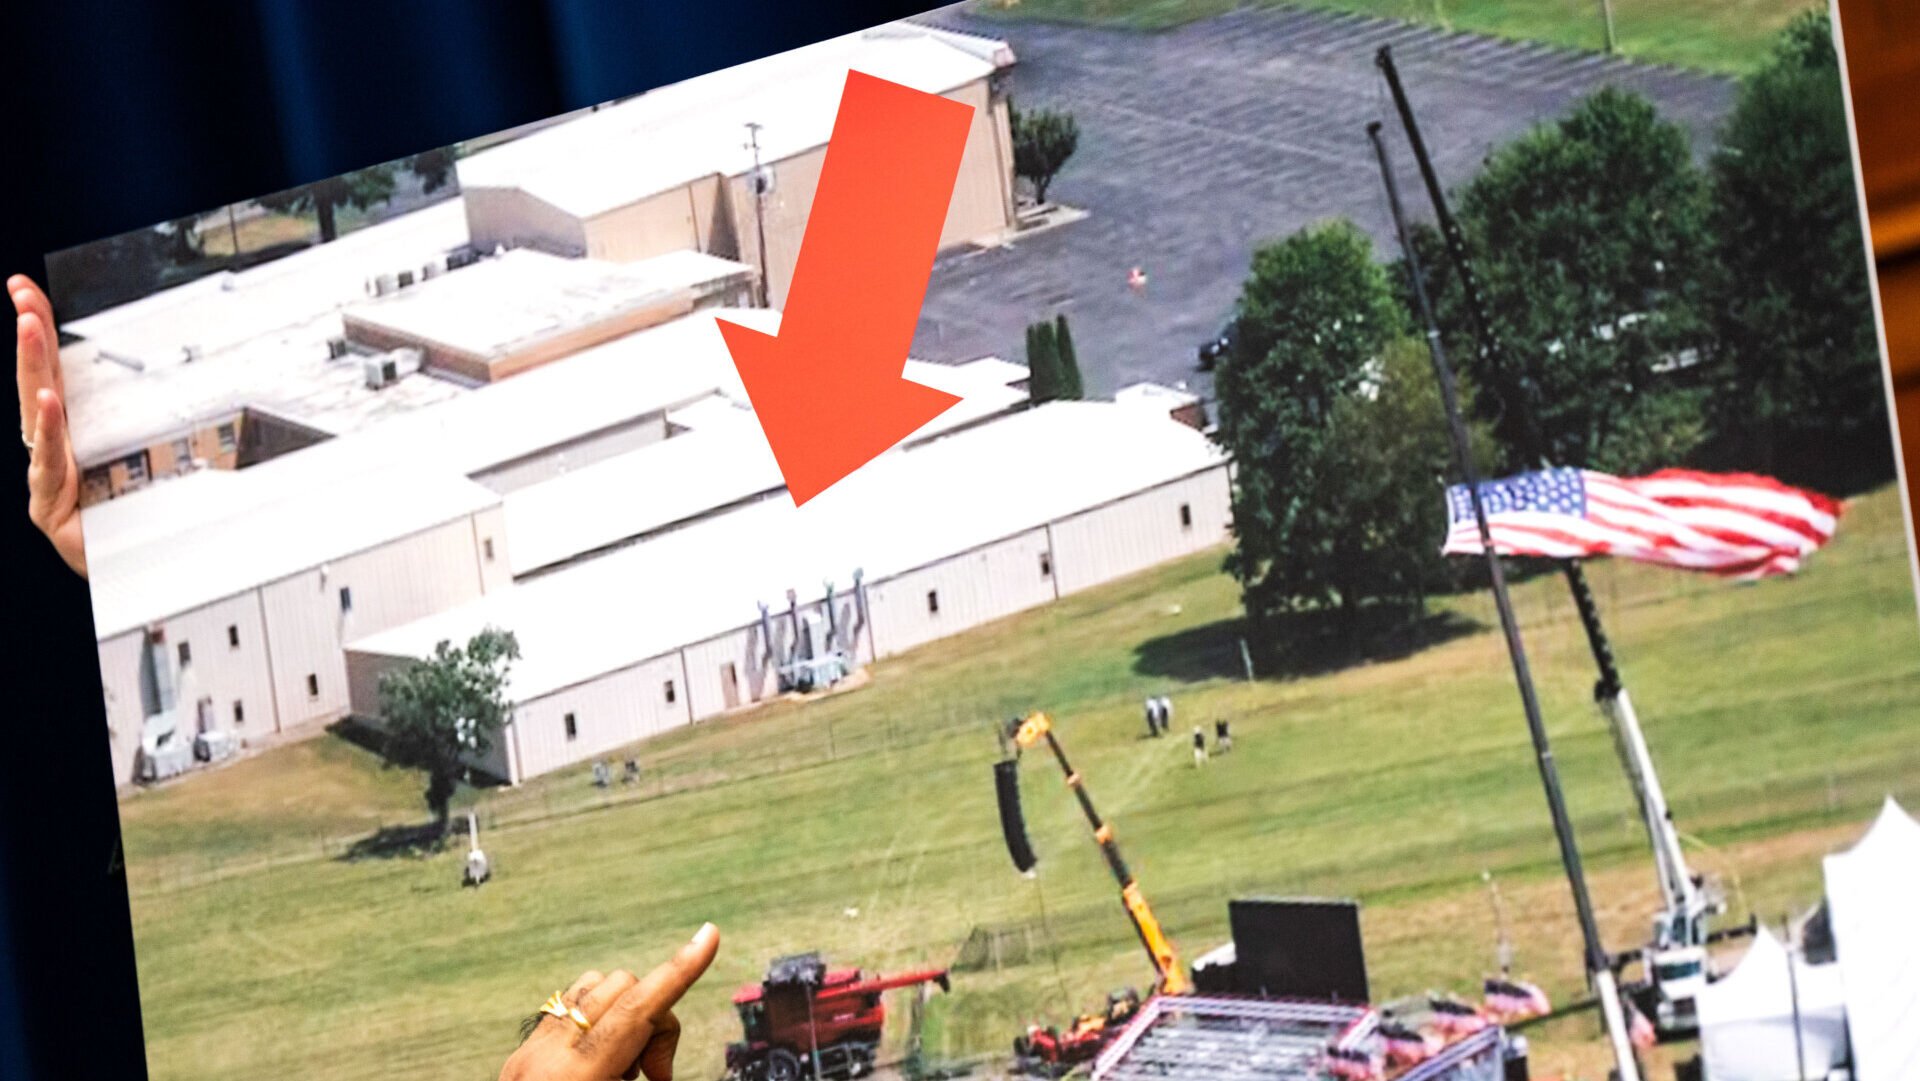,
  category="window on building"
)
[1039,551,1053,578]
[217,422,237,453]
[227,624,240,649]
[483,538,496,562]
[664,680,677,705]
[306,673,320,698]
[927,590,940,615]
[123,450,150,487]
[564,713,578,740]
[339,586,353,613]
[177,640,192,667]
[171,437,191,470]
[233,700,245,725]
[1180,503,1193,529]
